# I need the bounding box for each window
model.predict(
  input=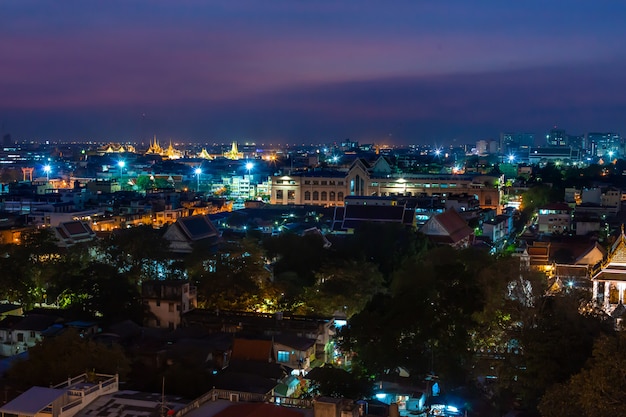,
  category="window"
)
[313,181,319,185]
[169,303,175,312]
[338,181,344,186]
[329,191,336,201]
[304,191,311,200]
[321,191,327,201]
[329,180,335,185]
[337,192,344,201]
[17,333,24,342]
[156,319,161,327]
[321,181,327,185]
[288,190,295,200]
[277,350,290,362]
[276,180,283,184]
[304,180,311,185]
[30,331,35,338]
[313,191,319,200]
[156,300,160,307]
[276,190,284,199]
